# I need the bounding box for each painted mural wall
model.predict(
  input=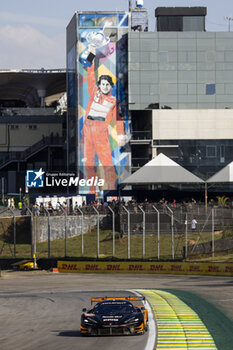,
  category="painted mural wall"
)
[77,12,131,194]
